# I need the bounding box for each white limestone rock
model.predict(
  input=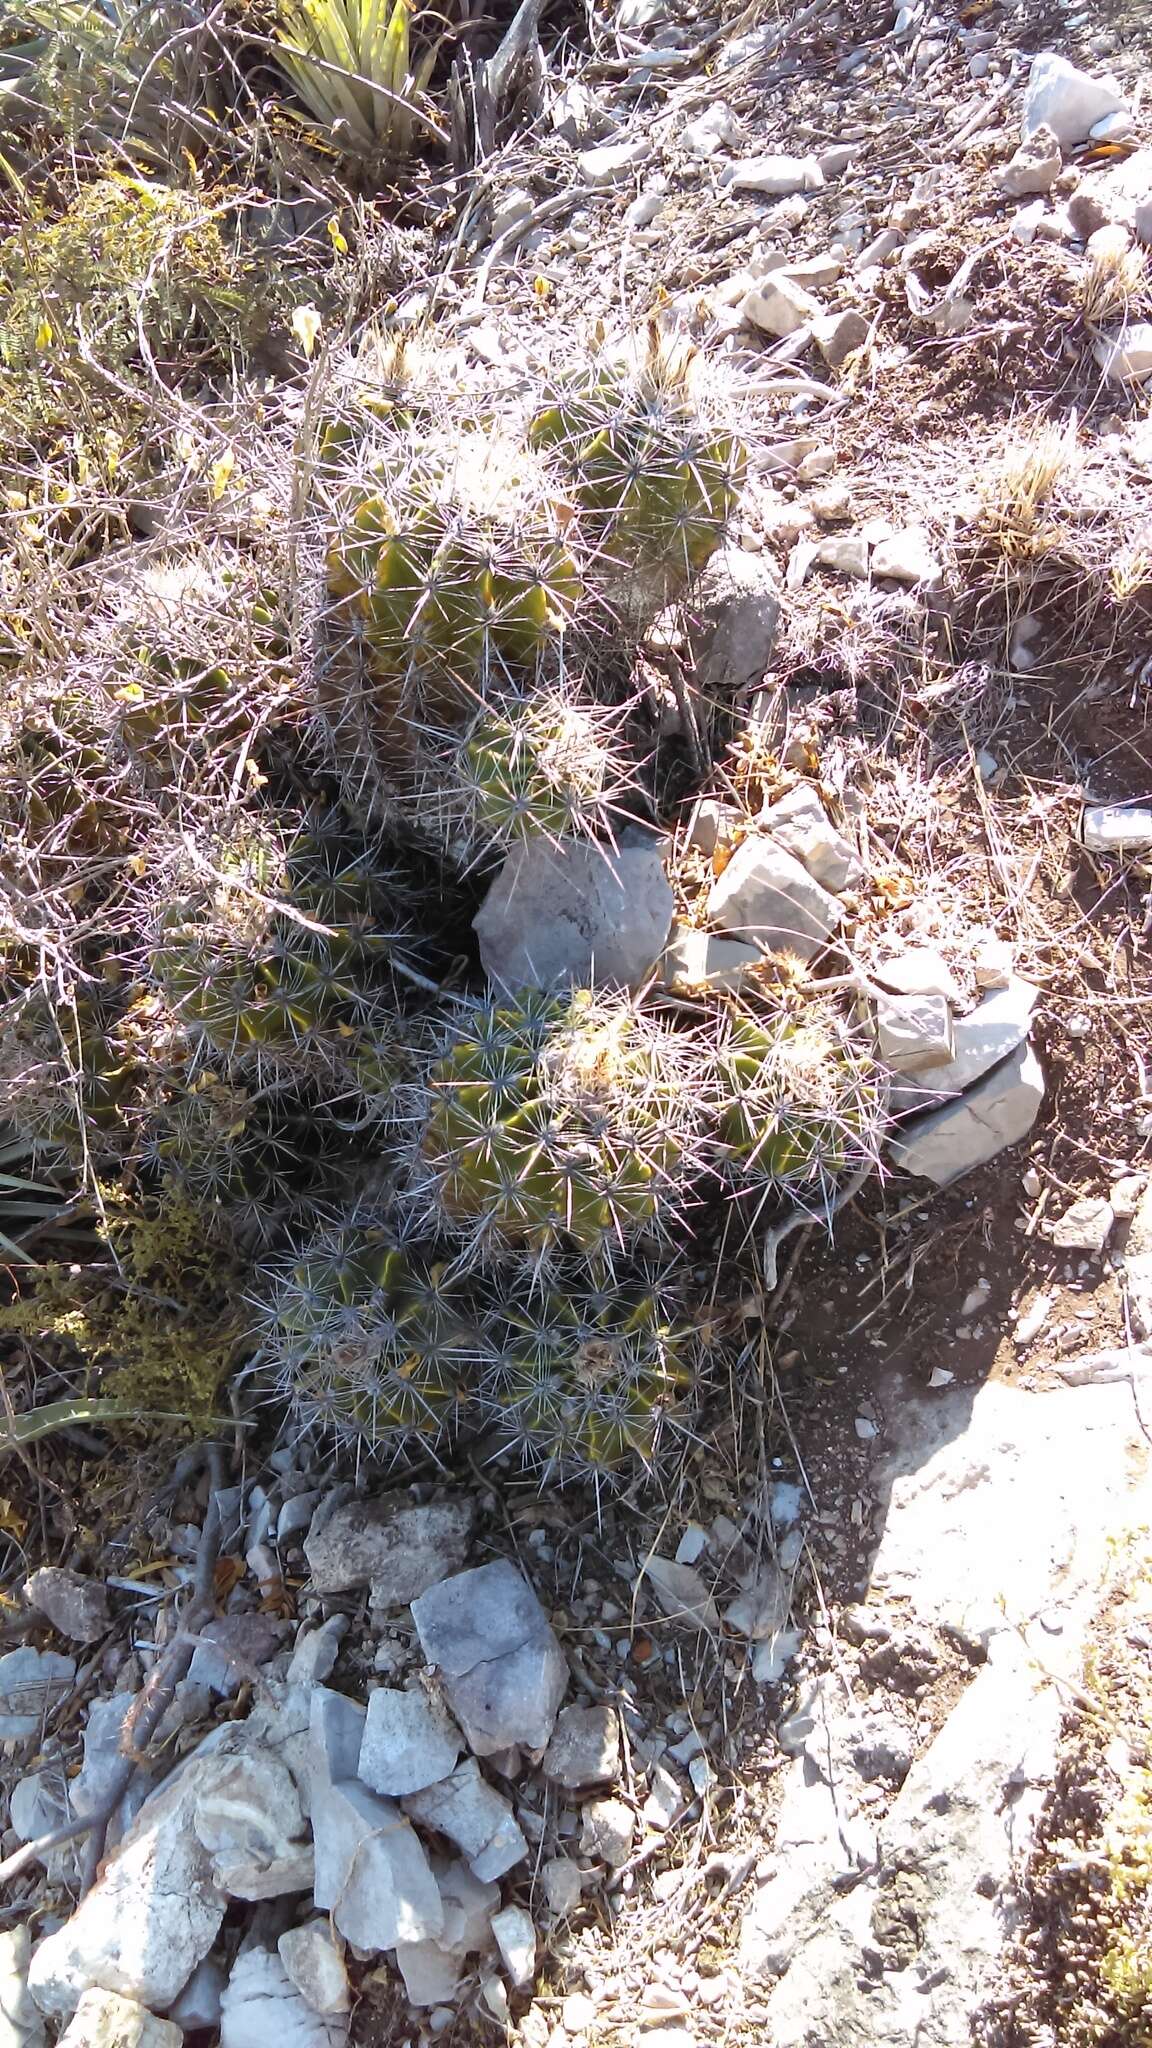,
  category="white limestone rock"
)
[660,928,766,992]
[402,1762,527,1883]
[27,1767,227,2020]
[888,1040,1044,1185]
[219,1952,347,2048]
[707,838,842,959]
[474,831,674,993]
[762,785,863,894]
[1021,52,1125,149]
[357,1687,462,1798]
[57,1991,181,2048]
[409,1560,568,1758]
[311,1779,444,1951]
[730,155,824,196]
[888,978,1038,1111]
[276,1927,349,2017]
[874,992,955,1074]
